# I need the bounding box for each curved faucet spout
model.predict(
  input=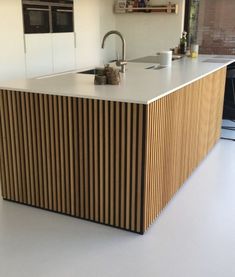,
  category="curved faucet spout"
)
[101,30,127,73]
